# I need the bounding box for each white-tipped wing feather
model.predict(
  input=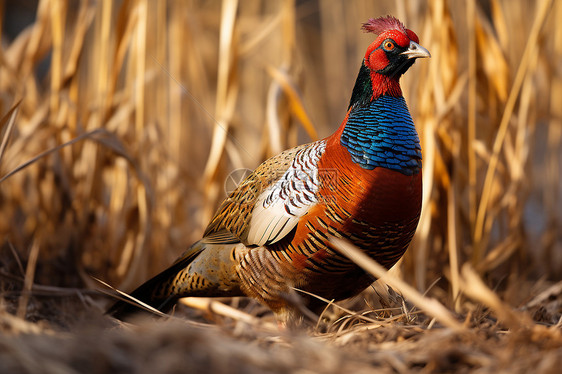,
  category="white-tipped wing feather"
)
[246,141,326,246]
